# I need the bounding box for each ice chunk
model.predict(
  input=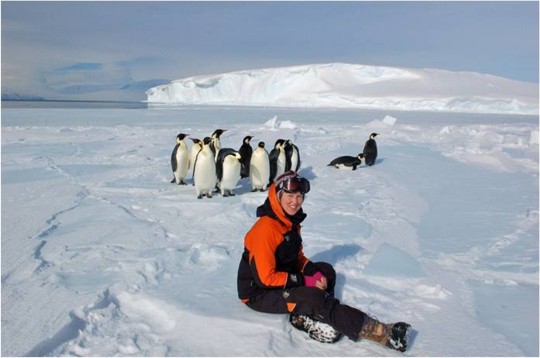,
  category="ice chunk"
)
[264,115,297,130]
[363,243,425,278]
[366,114,397,130]
[382,115,397,126]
